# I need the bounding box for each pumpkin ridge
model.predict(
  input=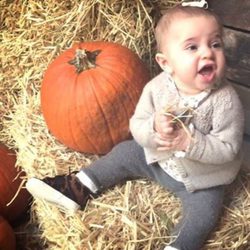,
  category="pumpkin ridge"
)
[56,75,76,144]
[75,71,104,153]
[98,67,132,141]
[66,71,97,152]
[88,70,115,149]
[106,80,132,134]
[96,67,132,138]
[68,75,81,149]
[42,63,77,141]
[98,63,141,109]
